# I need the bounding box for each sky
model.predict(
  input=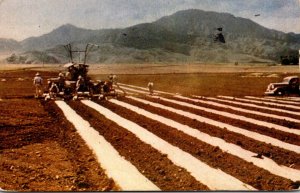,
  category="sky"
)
[0,0,299,41]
